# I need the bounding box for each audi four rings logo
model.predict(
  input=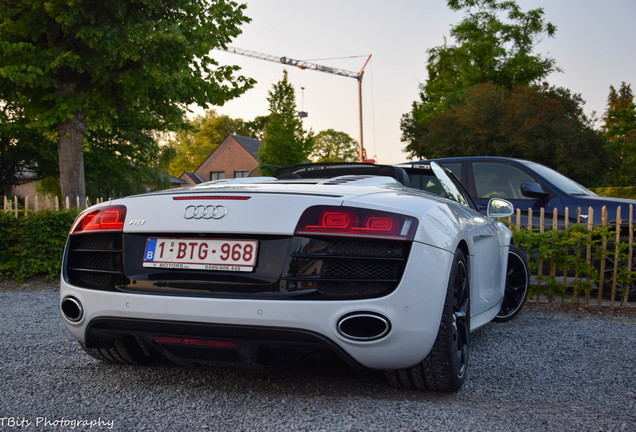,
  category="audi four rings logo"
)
[183,205,227,220]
